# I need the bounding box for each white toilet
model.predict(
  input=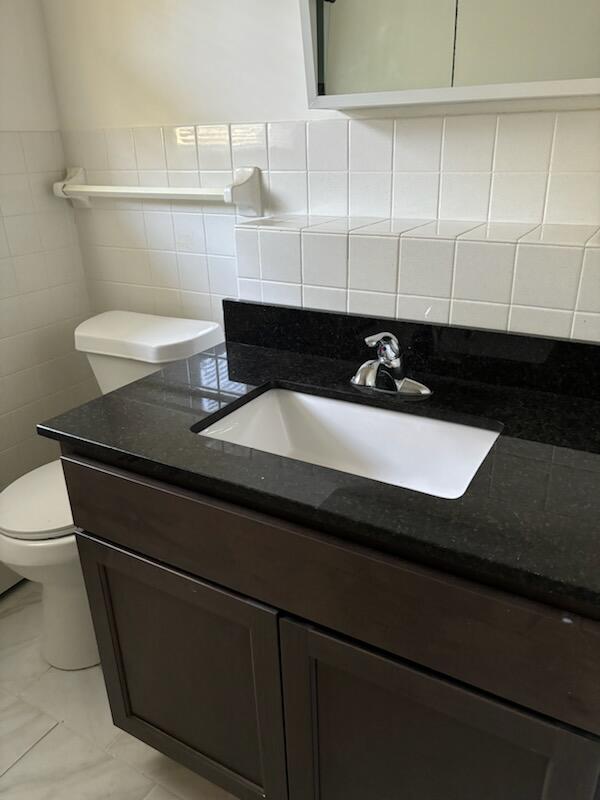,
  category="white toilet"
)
[0,311,222,670]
